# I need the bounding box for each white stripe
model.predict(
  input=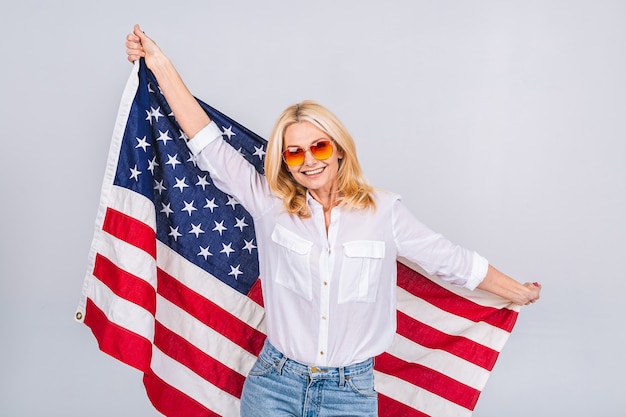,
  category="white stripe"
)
[107,185,157,231]
[156,295,260,376]
[151,346,241,417]
[95,230,157,286]
[385,333,490,390]
[156,241,266,331]
[90,277,154,340]
[397,287,512,351]
[375,371,472,417]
